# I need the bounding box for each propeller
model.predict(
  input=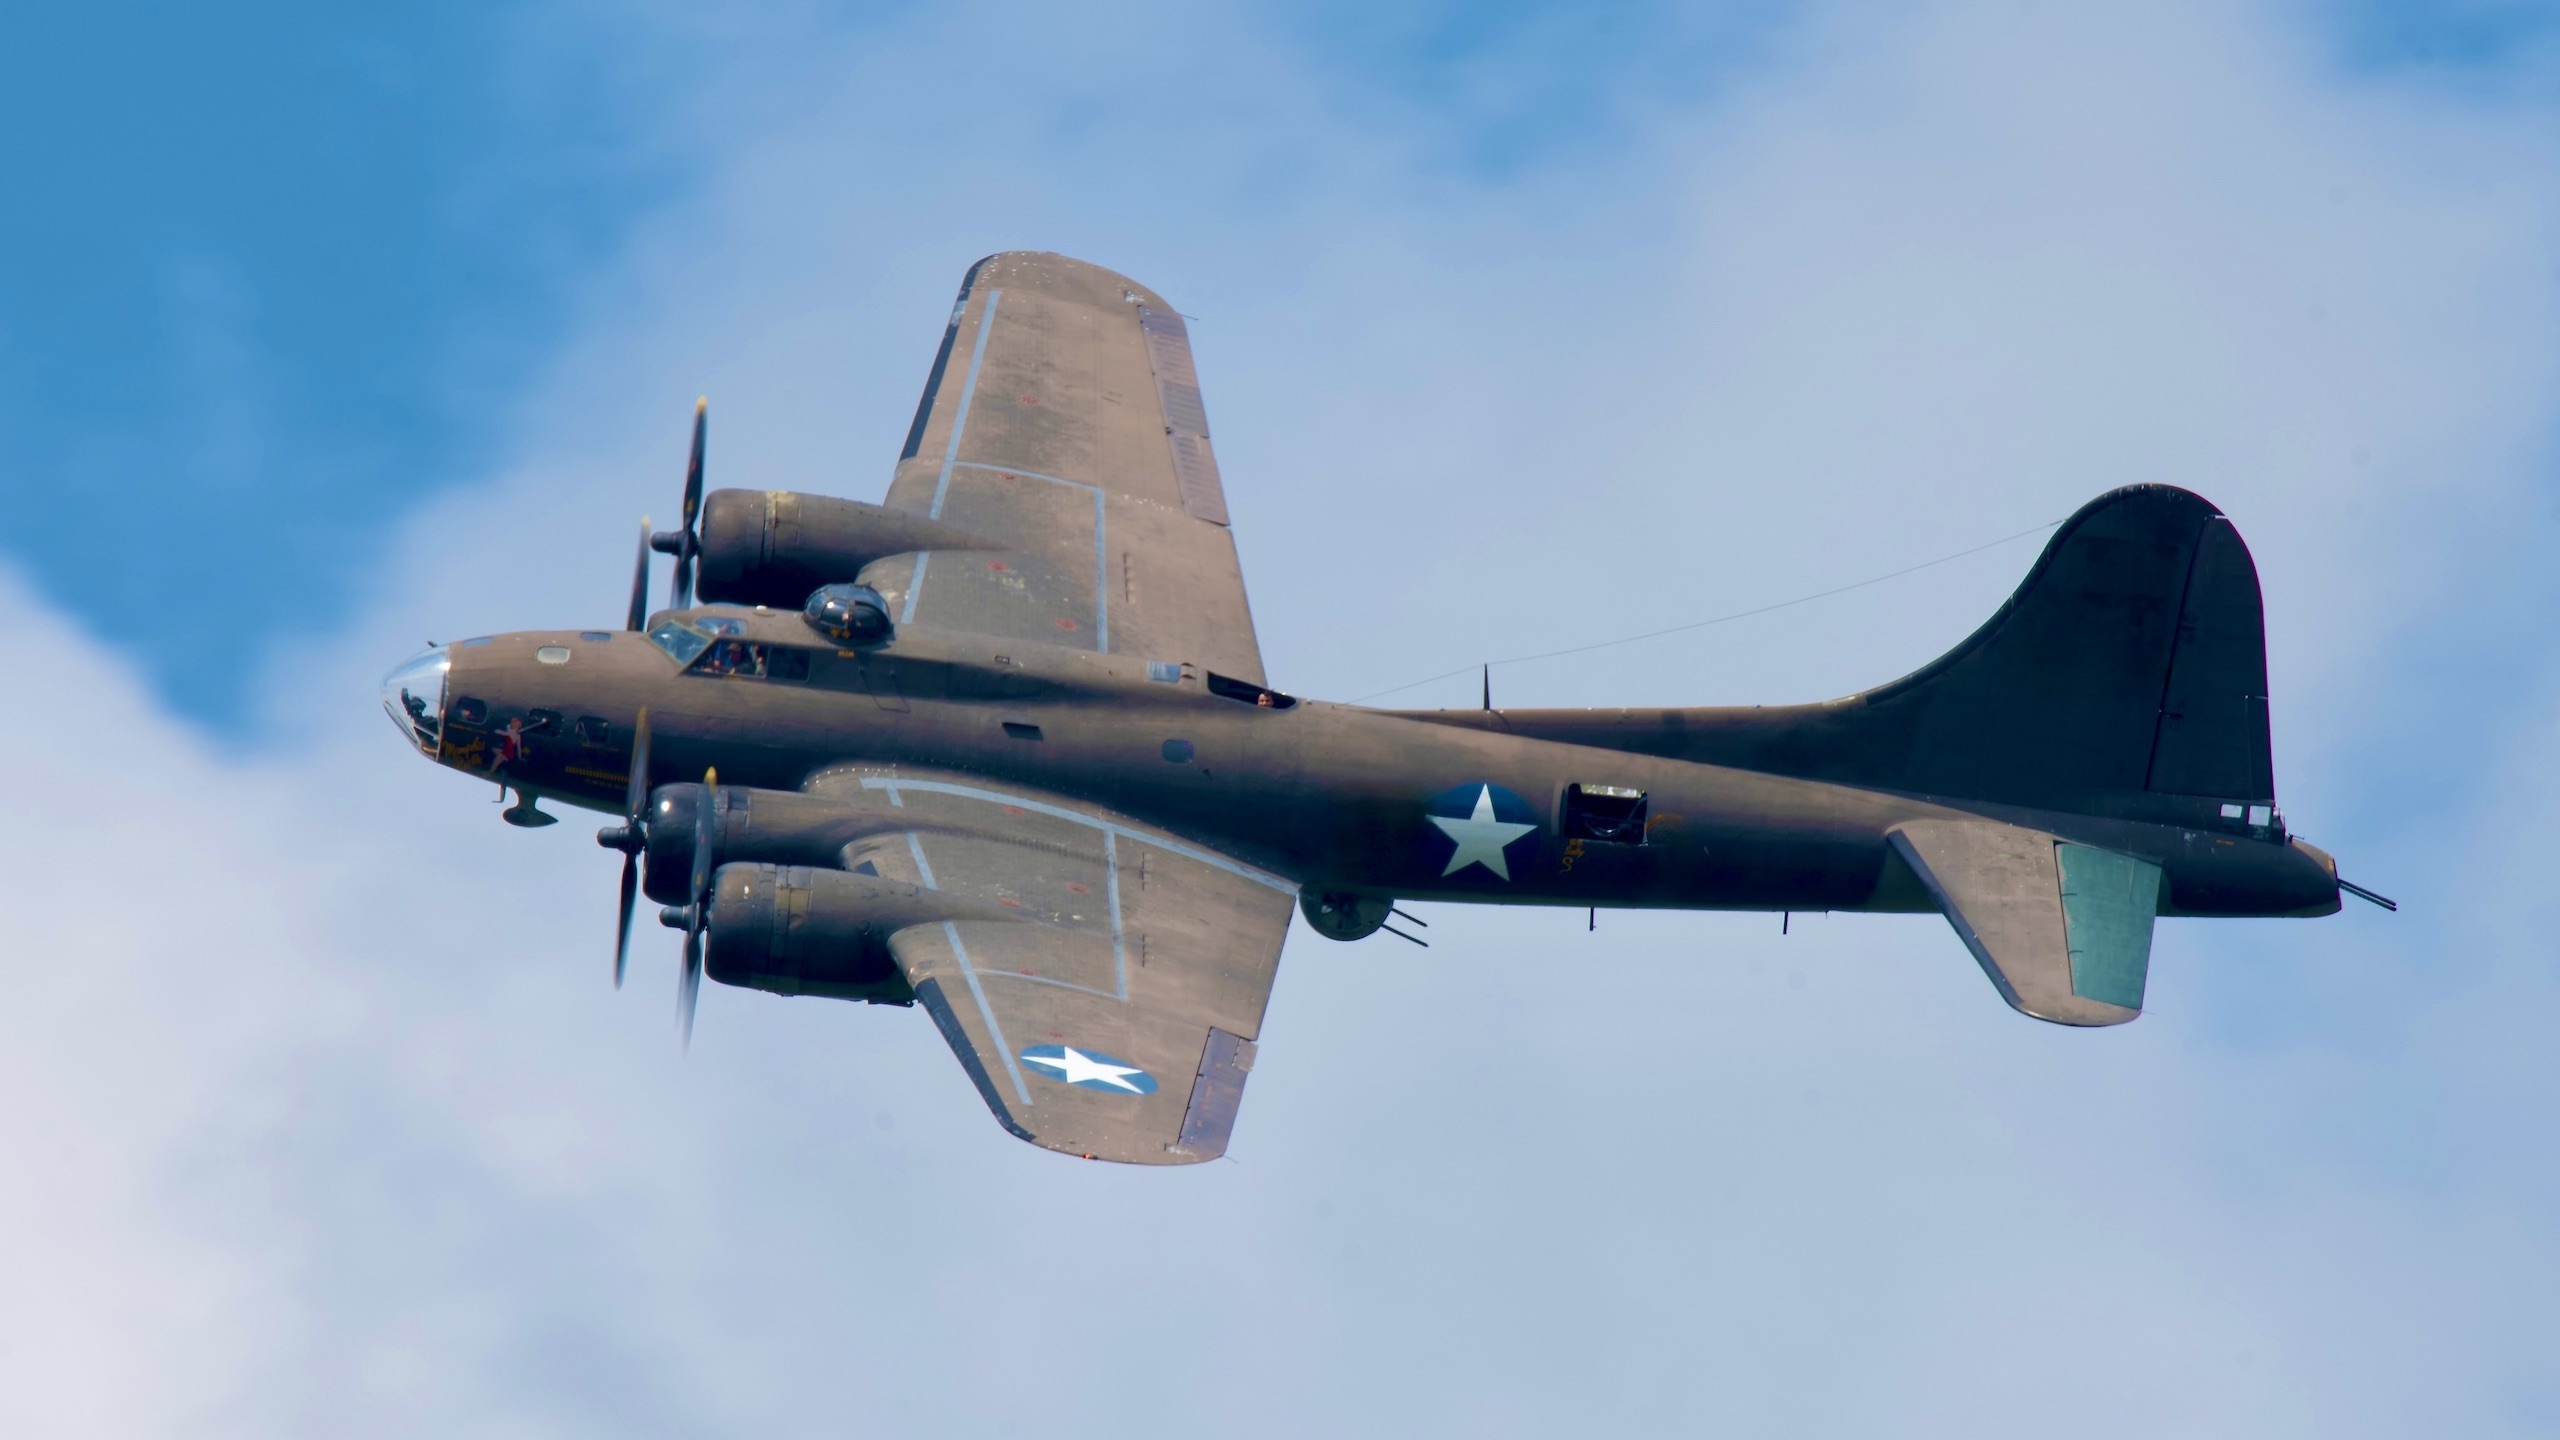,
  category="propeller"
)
[649,398,708,611]
[625,514,653,632]
[596,708,654,987]
[677,765,718,1047]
